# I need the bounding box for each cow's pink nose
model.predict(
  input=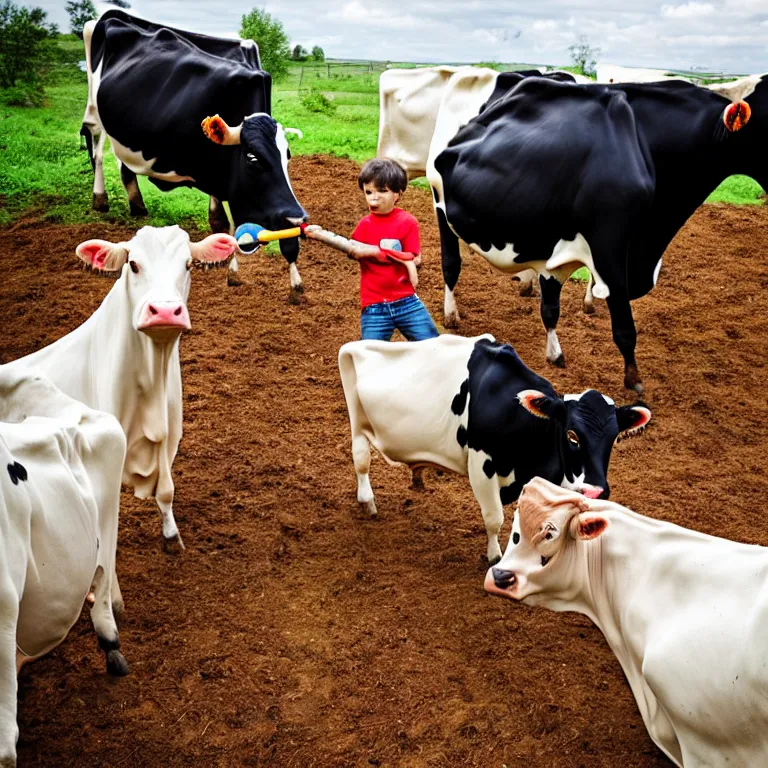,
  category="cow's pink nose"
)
[582,486,603,499]
[138,301,191,334]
